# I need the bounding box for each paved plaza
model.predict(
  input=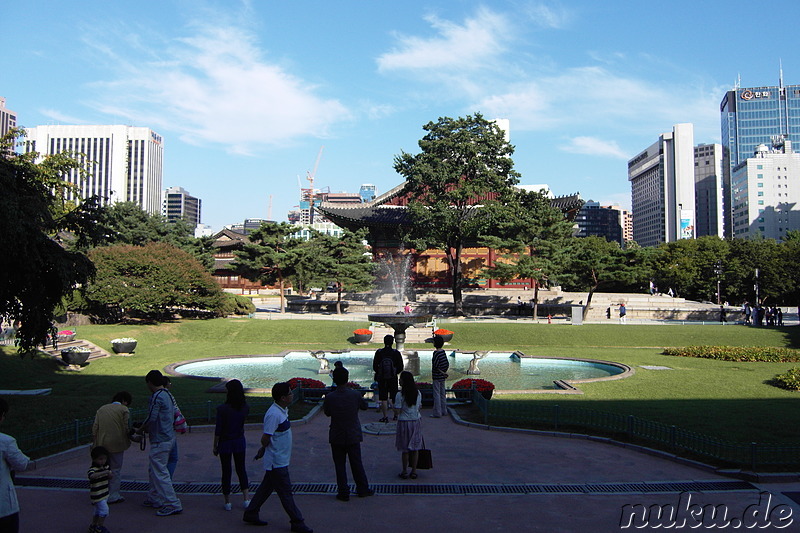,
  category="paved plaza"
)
[15,404,800,532]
